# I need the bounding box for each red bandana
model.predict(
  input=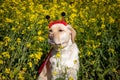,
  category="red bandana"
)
[48,20,67,28]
